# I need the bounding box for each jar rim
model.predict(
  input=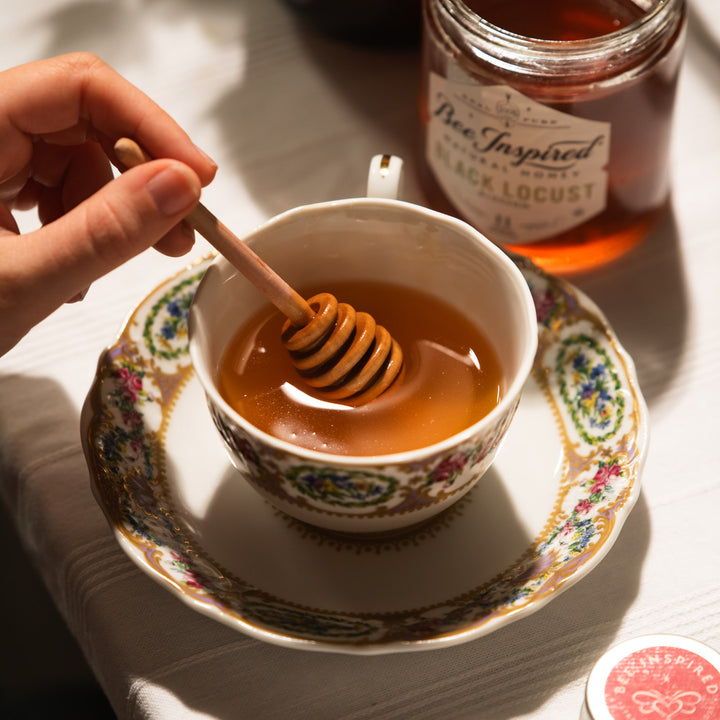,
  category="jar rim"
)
[435,0,683,61]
